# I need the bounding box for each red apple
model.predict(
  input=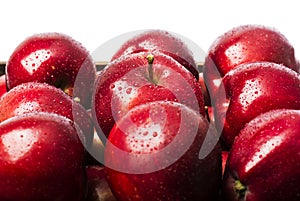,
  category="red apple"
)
[203,24,298,98]
[0,82,94,148]
[5,32,97,108]
[92,51,205,138]
[222,109,300,201]
[0,112,86,201]
[104,101,221,201]
[86,165,117,201]
[111,29,199,79]
[214,62,300,149]
[0,74,6,98]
